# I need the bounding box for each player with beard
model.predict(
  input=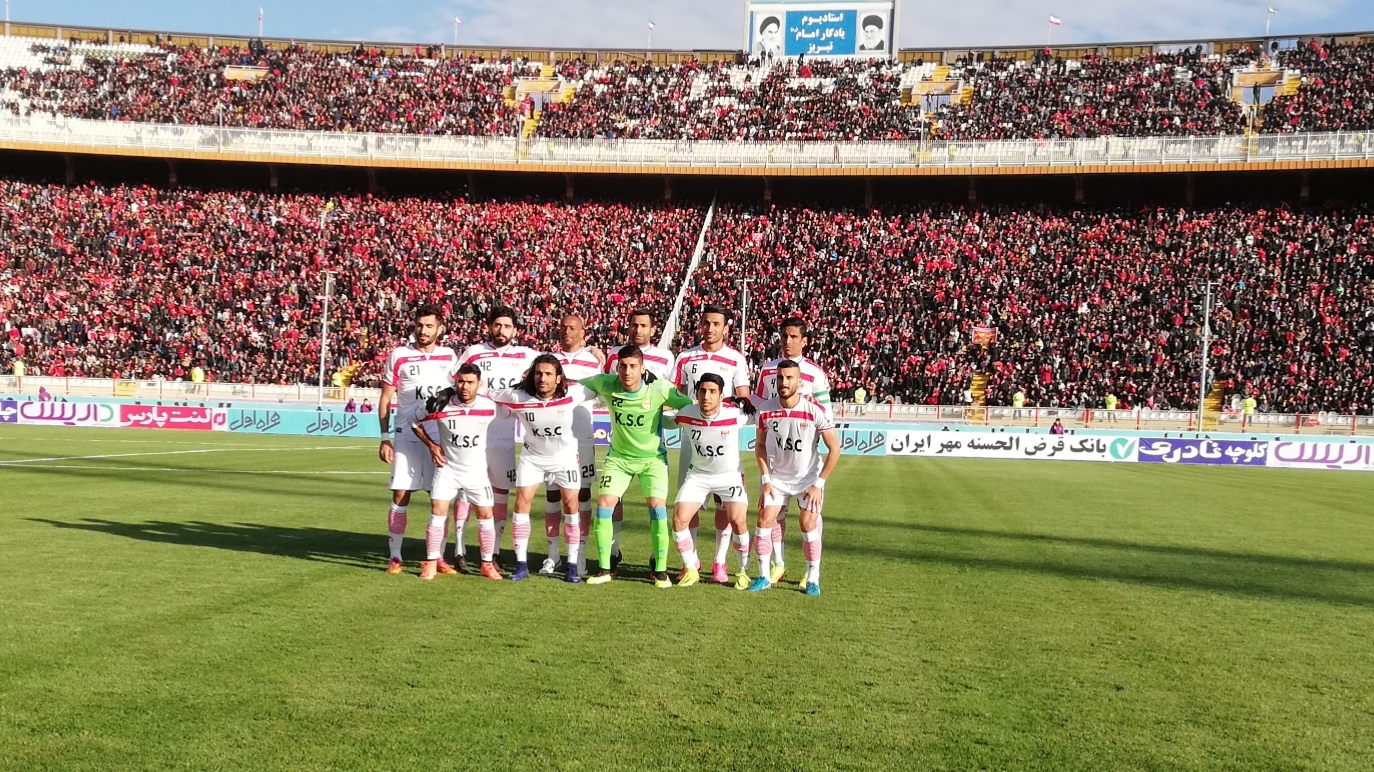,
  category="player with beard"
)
[458,307,538,568]
[544,315,606,576]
